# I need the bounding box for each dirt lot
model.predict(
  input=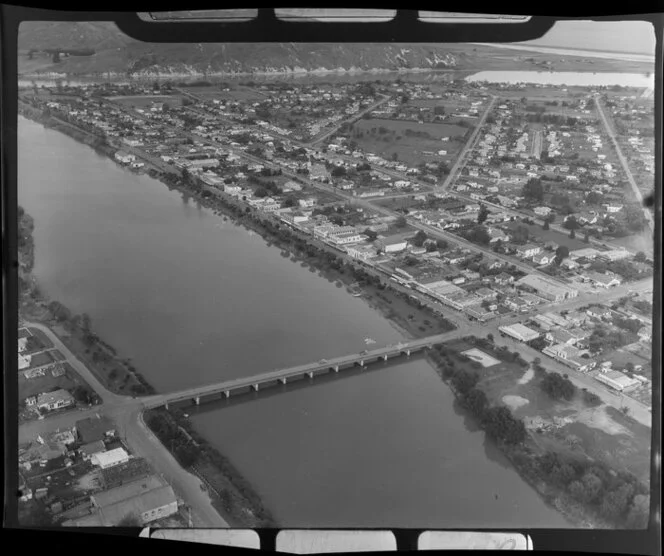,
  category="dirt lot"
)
[444,339,651,487]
